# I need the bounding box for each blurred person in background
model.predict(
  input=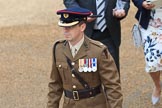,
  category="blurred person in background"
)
[132,0,162,105]
[63,0,130,74]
